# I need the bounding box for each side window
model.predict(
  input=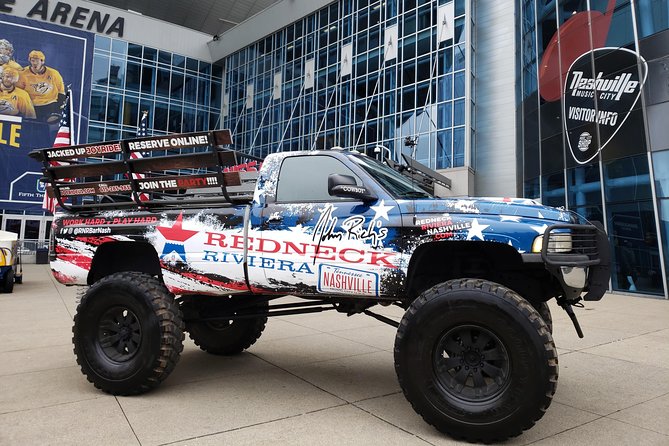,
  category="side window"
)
[276,155,362,202]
